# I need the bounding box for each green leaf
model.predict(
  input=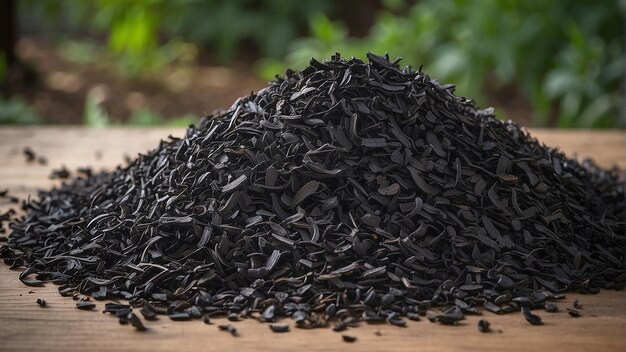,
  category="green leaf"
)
[83,93,110,128]
[431,46,465,80]
[255,58,286,81]
[577,95,614,128]
[127,107,163,125]
[310,14,346,45]
[544,70,579,98]
[557,92,582,128]
[166,114,198,127]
